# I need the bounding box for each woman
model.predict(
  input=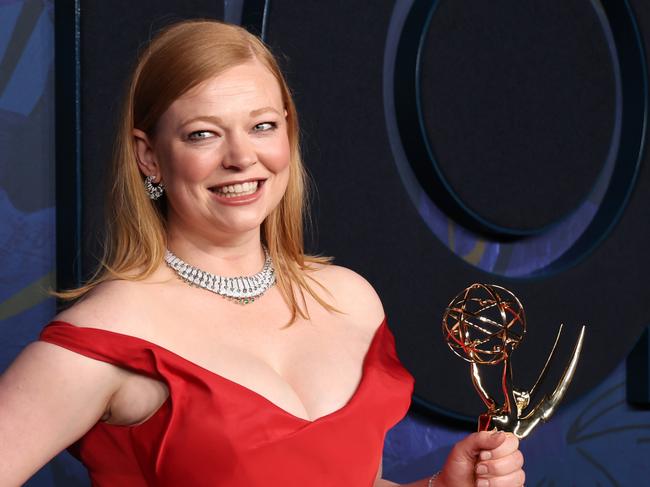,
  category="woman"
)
[0,20,524,486]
